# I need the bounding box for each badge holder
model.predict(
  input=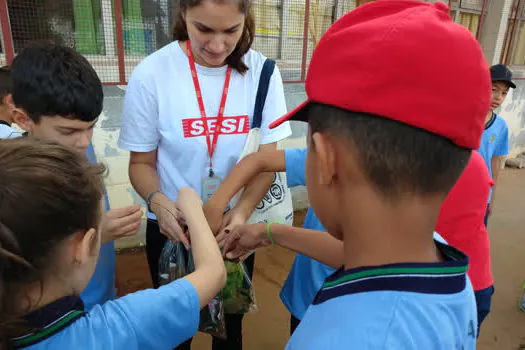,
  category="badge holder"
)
[202,168,222,202]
